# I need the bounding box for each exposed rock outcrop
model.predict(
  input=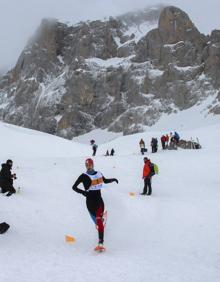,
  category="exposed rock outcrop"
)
[0,5,219,139]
